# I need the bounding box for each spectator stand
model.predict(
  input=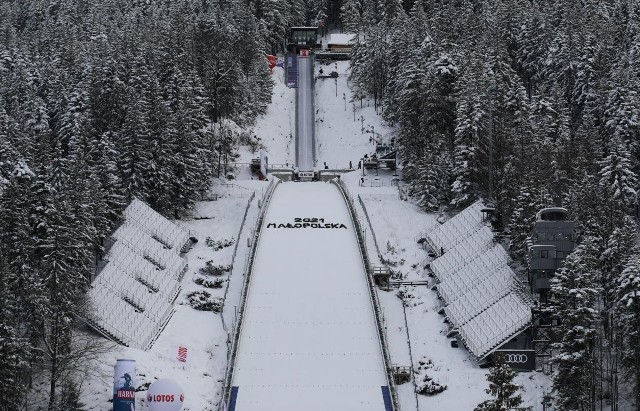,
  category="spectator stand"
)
[429,226,495,281]
[83,197,195,350]
[426,200,485,254]
[423,200,534,362]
